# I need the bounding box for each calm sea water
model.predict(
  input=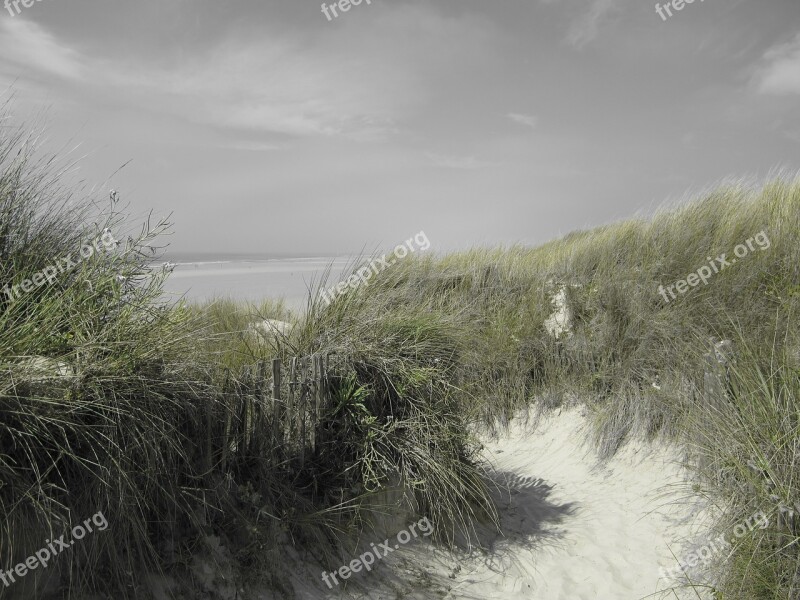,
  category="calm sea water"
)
[160,253,355,311]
